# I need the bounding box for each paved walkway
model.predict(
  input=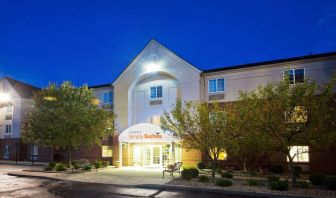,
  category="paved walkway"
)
[8,166,173,186]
